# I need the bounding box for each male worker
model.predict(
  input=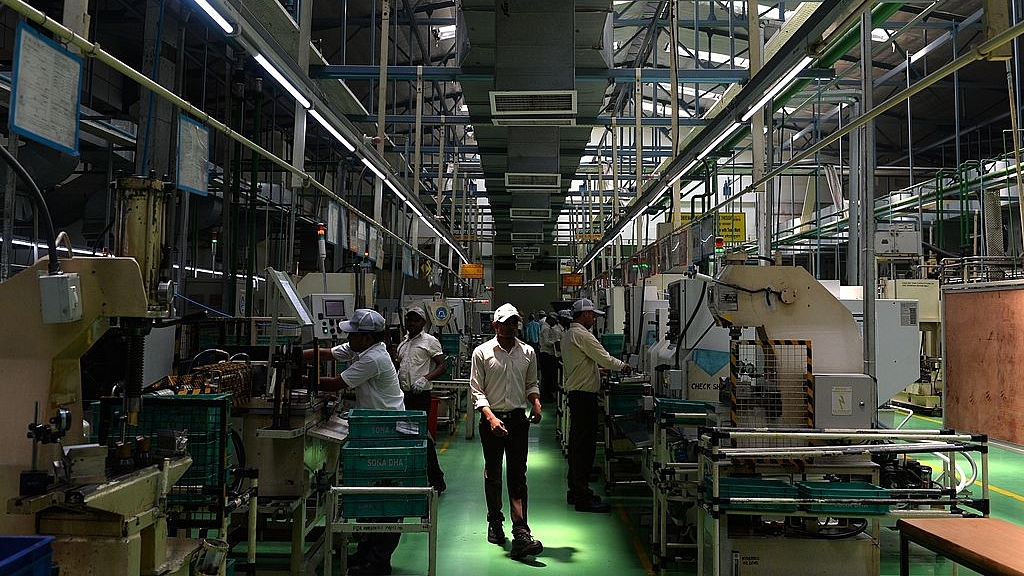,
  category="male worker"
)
[395,306,447,492]
[561,298,633,513]
[537,313,560,402]
[469,303,544,560]
[523,313,541,353]
[304,308,404,575]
